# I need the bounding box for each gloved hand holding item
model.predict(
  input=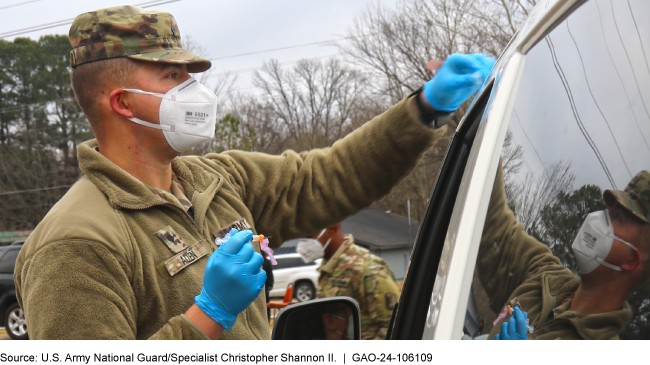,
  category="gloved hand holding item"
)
[494,307,528,340]
[423,53,496,112]
[195,228,266,331]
